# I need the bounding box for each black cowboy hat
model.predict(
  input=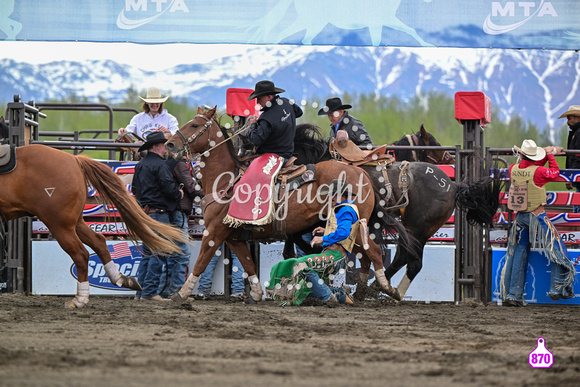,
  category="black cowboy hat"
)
[138,131,167,152]
[246,80,285,100]
[318,97,352,116]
